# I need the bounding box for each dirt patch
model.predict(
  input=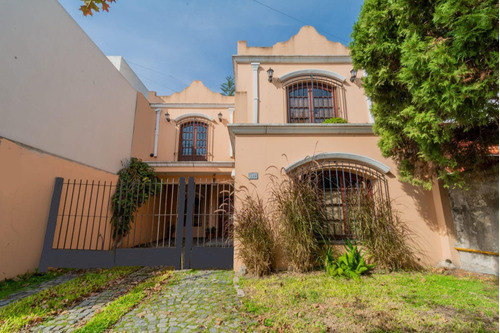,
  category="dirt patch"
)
[431,267,498,282]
